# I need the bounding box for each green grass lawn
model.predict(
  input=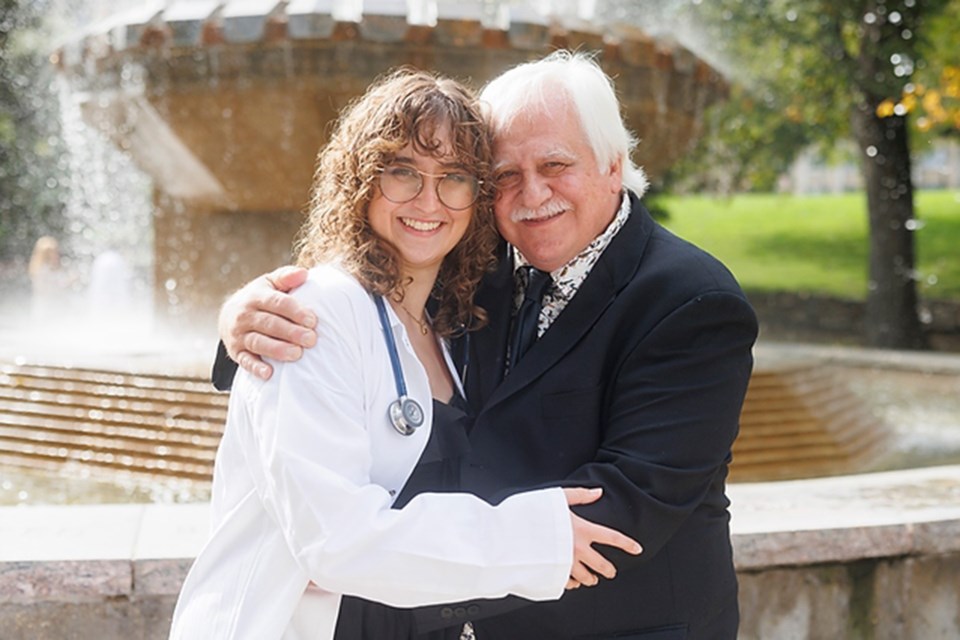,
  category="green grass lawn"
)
[657,190,960,301]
